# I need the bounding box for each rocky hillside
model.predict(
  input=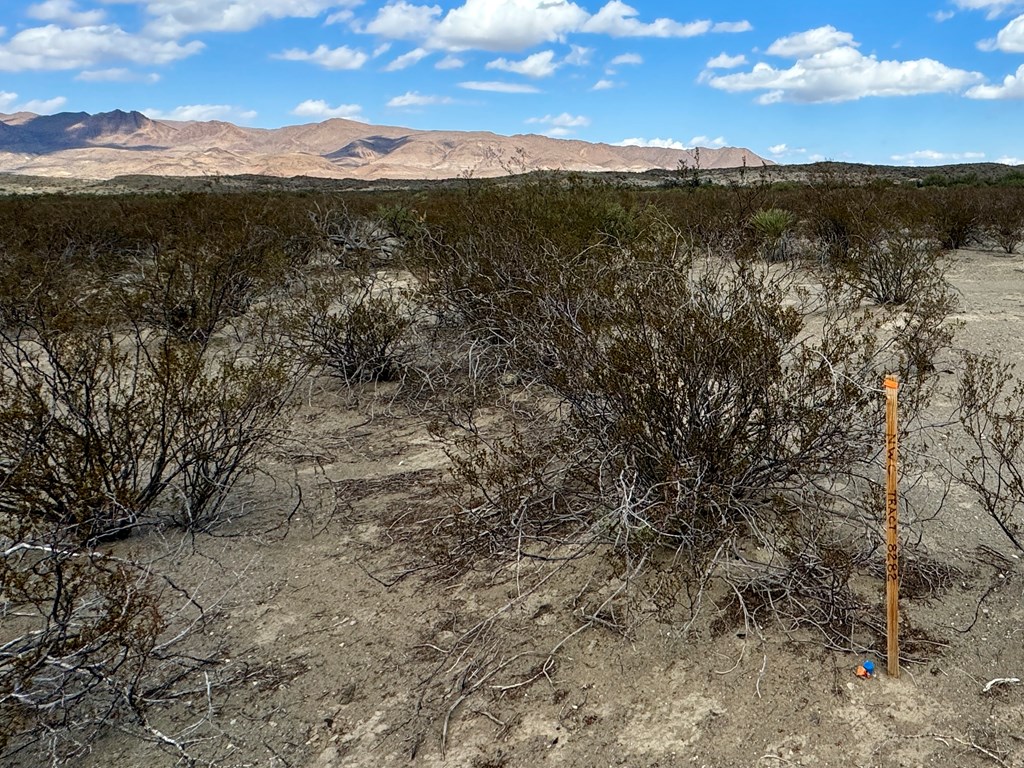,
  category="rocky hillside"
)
[0,110,769,181]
